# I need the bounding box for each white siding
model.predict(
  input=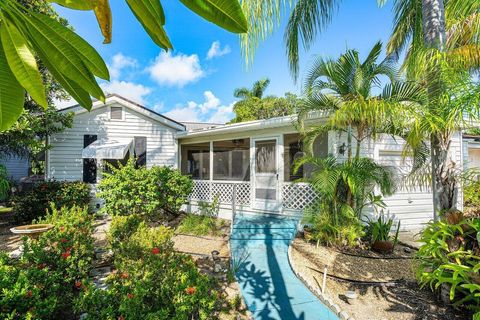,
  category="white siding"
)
[47,102,179,181]
[0,156,29,181]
